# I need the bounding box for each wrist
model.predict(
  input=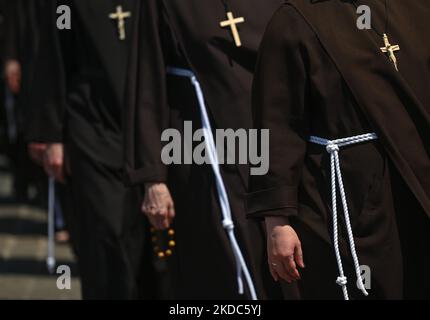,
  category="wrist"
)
[47,142,63,146]
[144,182,164,190]
[265,216,291,234]
[265,216,290,226]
